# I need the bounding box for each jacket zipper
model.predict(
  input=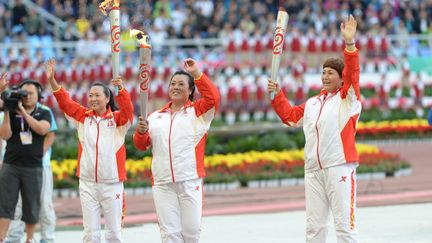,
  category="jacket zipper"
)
[314,97,327,169]
[95,120,101,182]
[168,111,178,182]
